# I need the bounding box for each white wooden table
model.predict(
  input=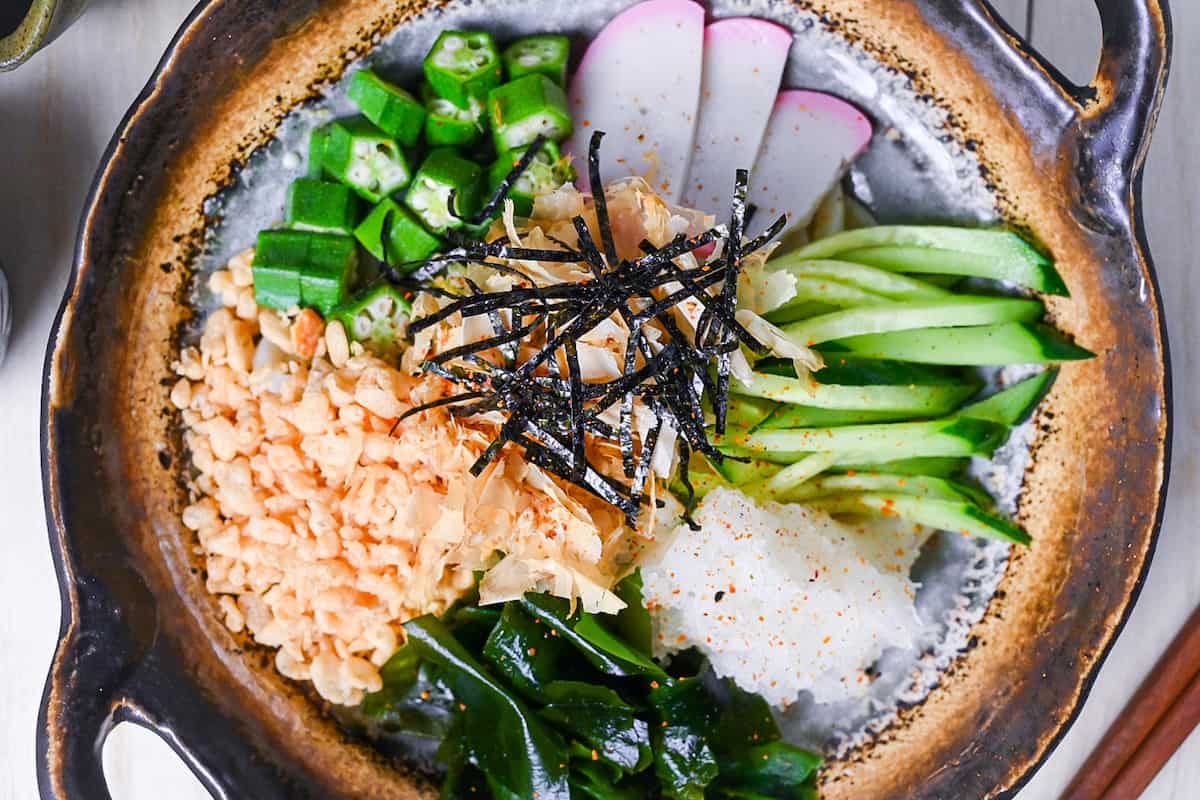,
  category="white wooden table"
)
[0,1,1195,798]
